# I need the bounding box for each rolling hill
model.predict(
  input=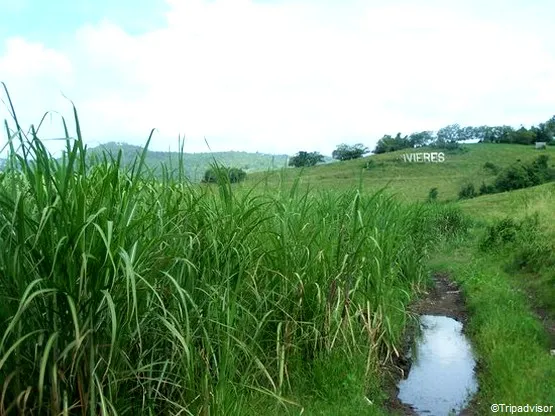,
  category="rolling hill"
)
[246,143,555,201]
[86,142,296,181]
